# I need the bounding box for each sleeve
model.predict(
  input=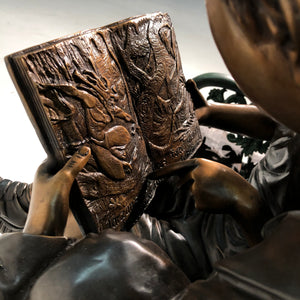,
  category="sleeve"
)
[0,178,31,232]
[248,126,300,216]
[133,175,248,282]
[174,212,300,299]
